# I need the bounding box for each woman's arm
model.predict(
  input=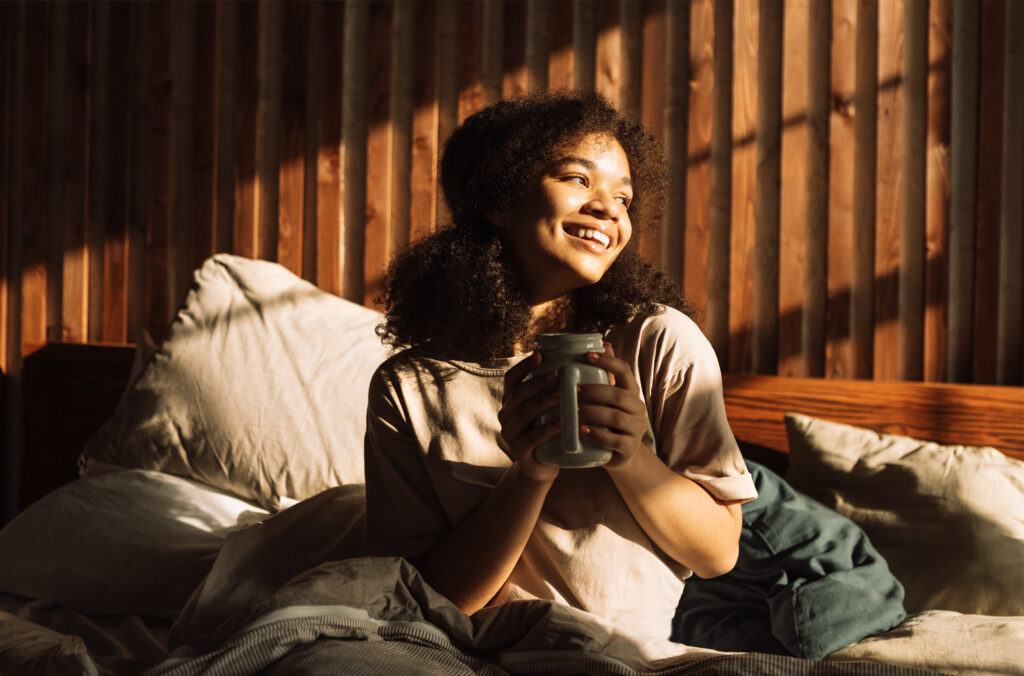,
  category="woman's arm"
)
[421,352,561,614]
[578,344,743,578]
[420,463,554,614]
